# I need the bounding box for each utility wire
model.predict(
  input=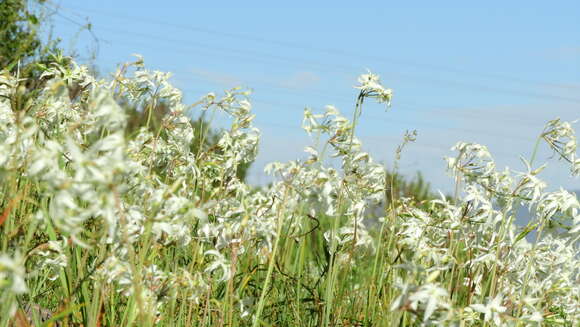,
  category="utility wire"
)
[91,47,569,135]
[126,80,531,159]
[251,117,527,160]
[80,41,557,134]
[45,11,567,158]
[51,2,580,93]
[47,6,580,104]
[169,75,541,144]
